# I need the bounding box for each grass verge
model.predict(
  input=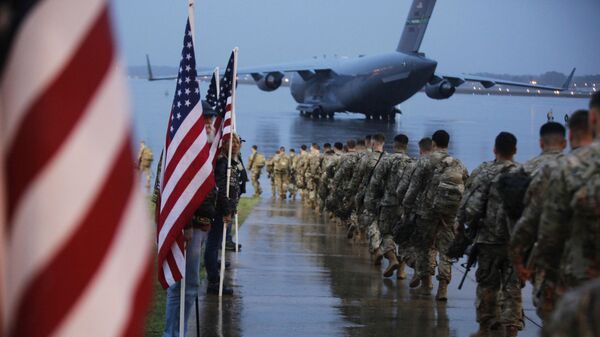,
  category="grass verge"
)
[144,196,260,337]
